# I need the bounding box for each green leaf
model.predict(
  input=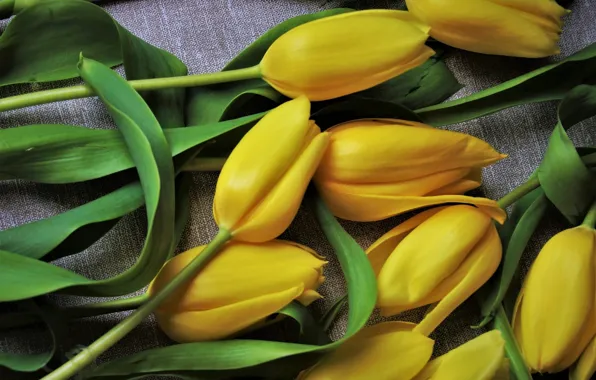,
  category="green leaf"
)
[278,302,330,346]
[320,295,348,332]
[537,85,596,224]
[354,54,461,110]
[478,188,548,326]
[185,8,353,126]
[80,195,377,379]
[0,114,264,184]
[416,43,596,126]
[0,0,121,86]
[0,300,57,372]
[0,114,262,263]
[0,57,178,300]
[312,98,421,129]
